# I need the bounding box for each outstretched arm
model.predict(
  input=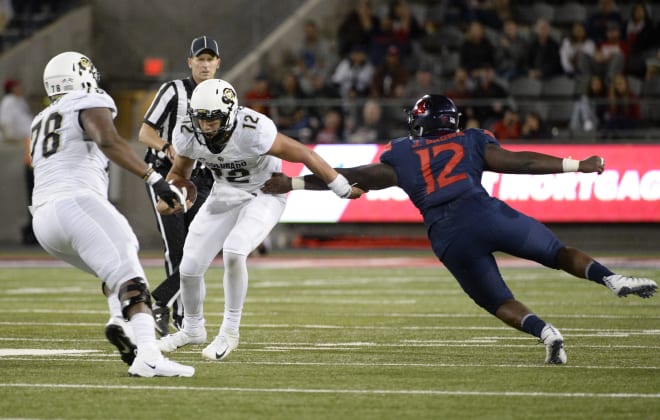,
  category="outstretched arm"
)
[262,163,398,195]
[267,132,364,198]
[484,143,605,174]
